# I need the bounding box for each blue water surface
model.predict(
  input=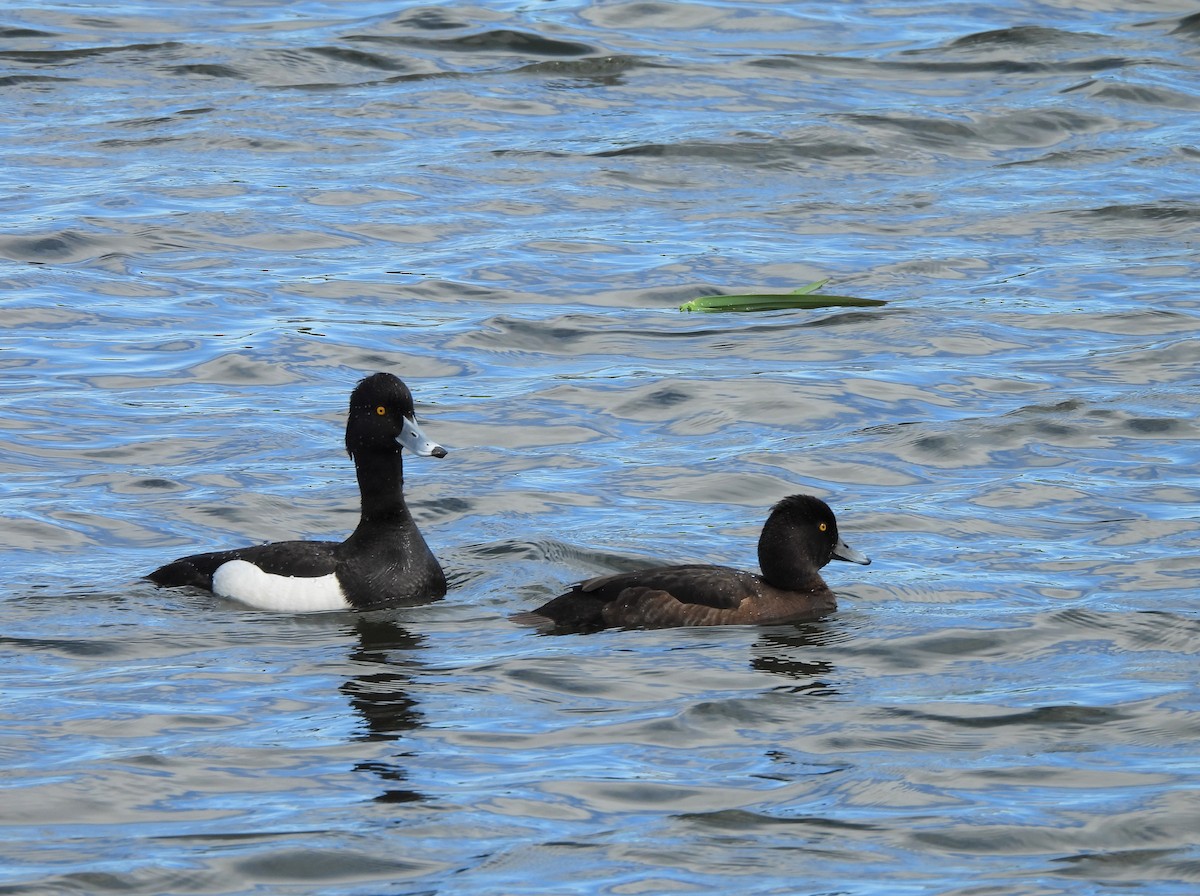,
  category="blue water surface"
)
[2,1,1200,894]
